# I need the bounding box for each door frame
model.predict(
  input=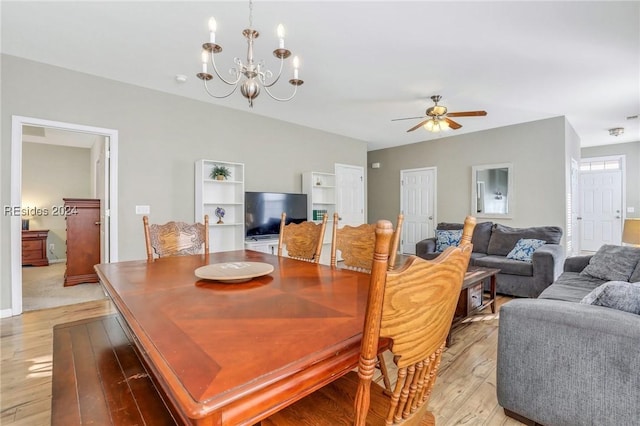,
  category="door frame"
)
[400,166,437,254]
[579,154,626,251]
[9,115,119,317]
